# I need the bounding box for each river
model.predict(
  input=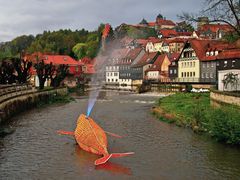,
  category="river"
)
[0,91,240,179]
